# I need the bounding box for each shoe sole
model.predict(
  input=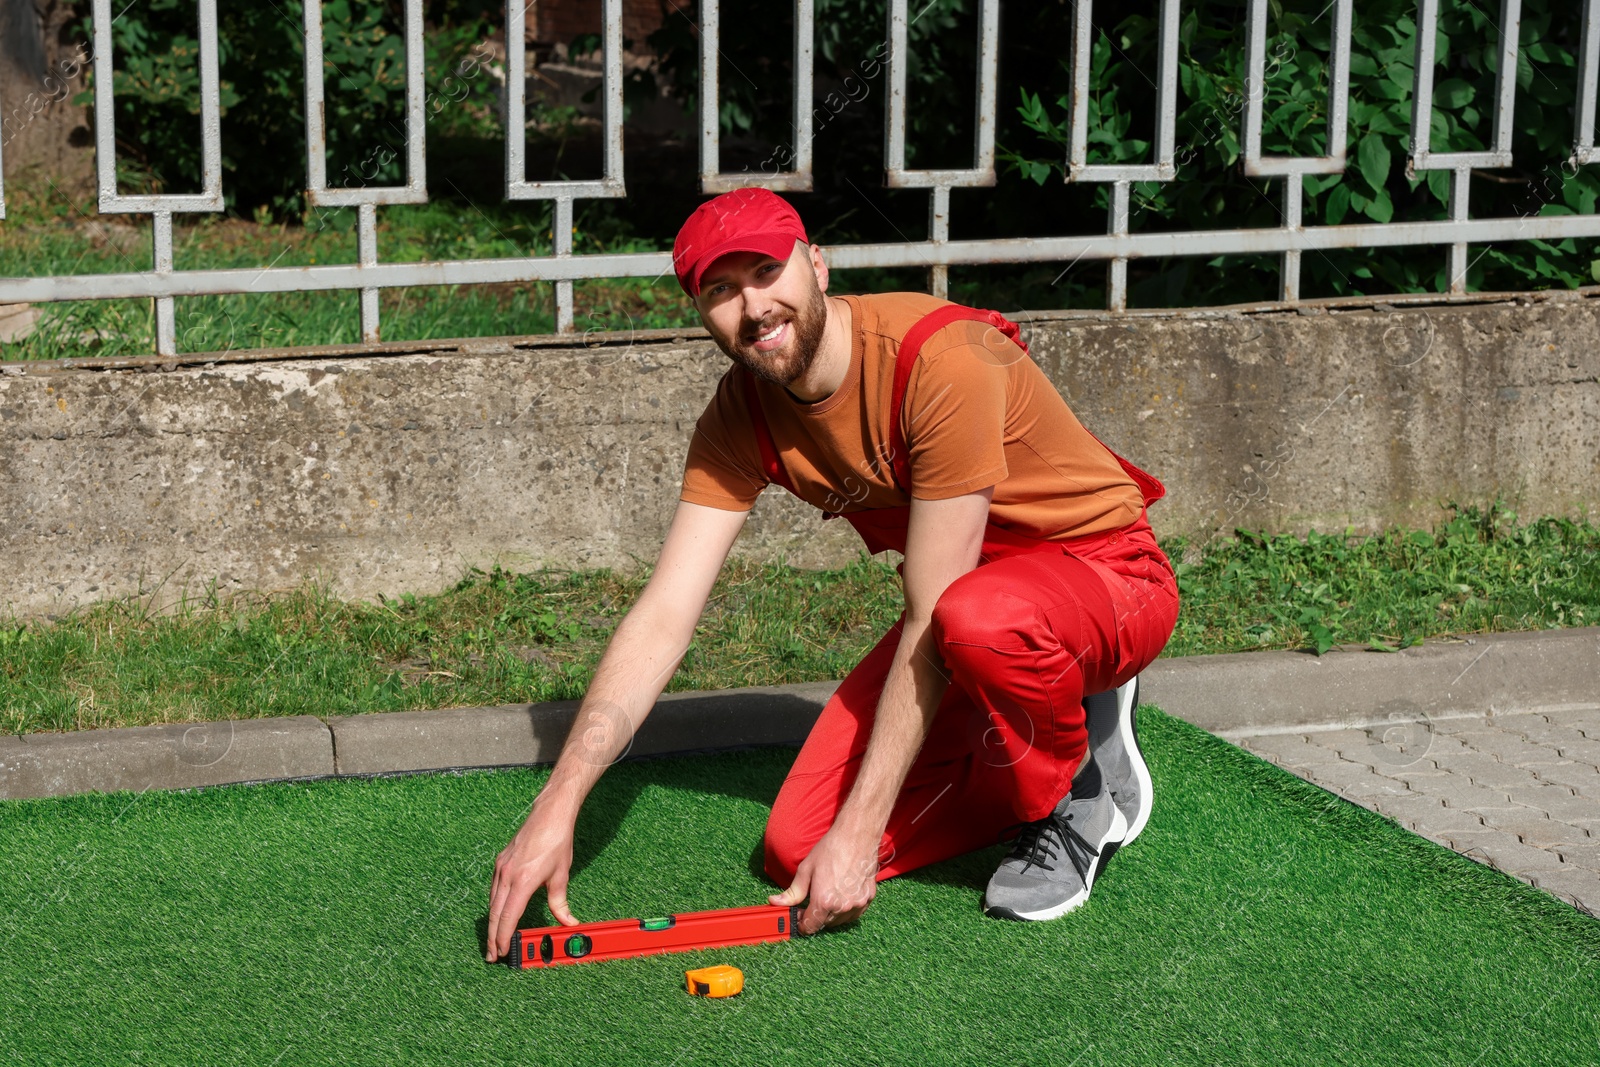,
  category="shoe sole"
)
[1117,676,1155,845]
[984,807,1128,922]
